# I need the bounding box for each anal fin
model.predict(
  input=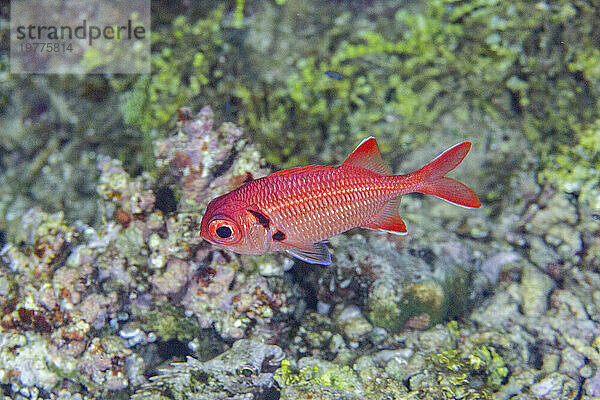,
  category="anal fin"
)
[362,196,408,235]
[285,241,332,265]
